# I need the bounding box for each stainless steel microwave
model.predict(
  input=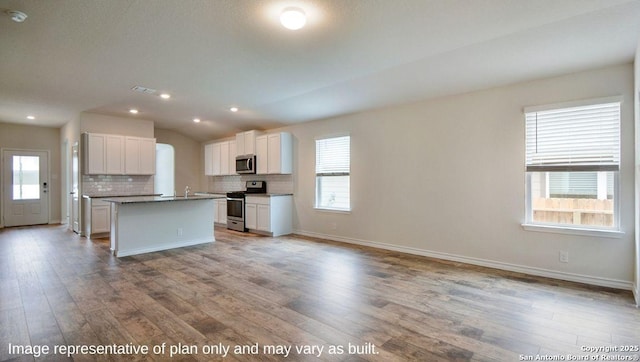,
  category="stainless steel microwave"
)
[236,155,256,174]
